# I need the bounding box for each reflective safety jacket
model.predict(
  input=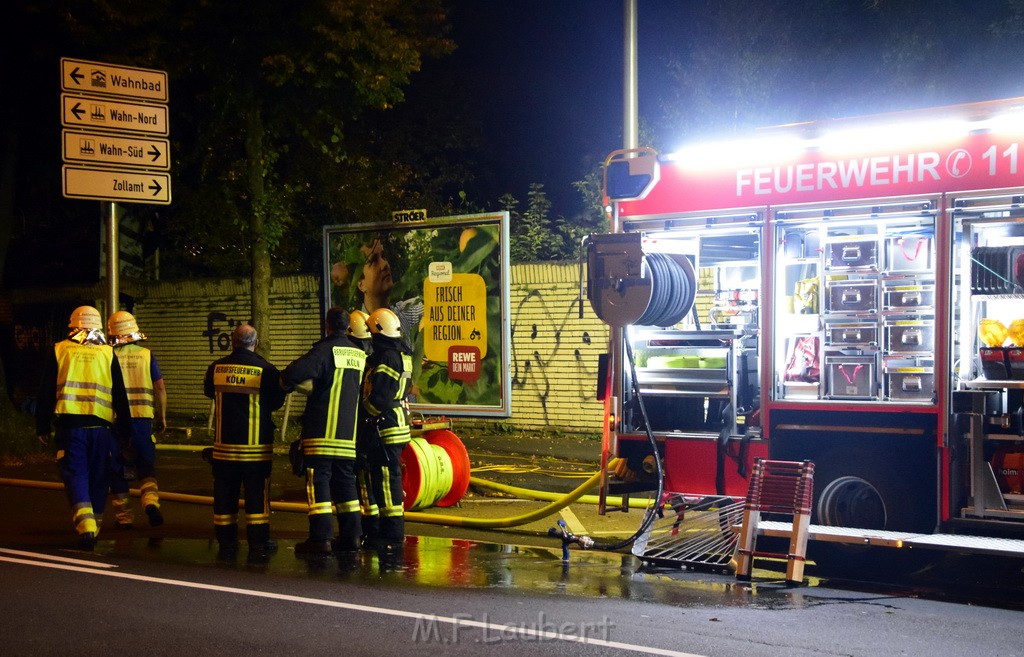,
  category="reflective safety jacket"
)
[282,333,366,459]
[35,340,131,438]
[362,334,413,446]
[204,348,285,462]
[113,343,160,419]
